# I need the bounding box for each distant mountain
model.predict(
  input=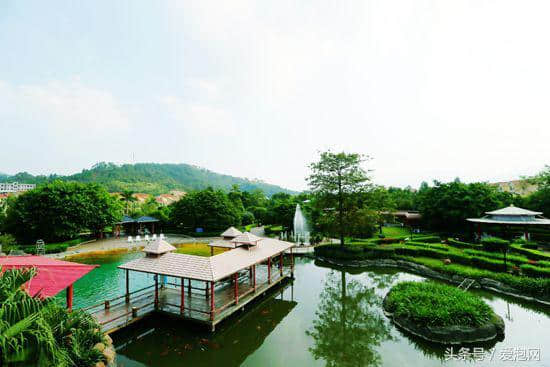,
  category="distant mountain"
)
[0,162,296,196]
